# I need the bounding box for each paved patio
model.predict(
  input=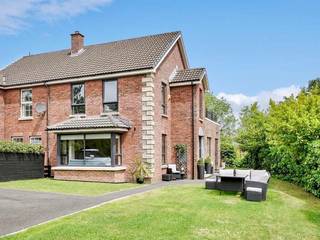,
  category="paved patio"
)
[0,180,201,237]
